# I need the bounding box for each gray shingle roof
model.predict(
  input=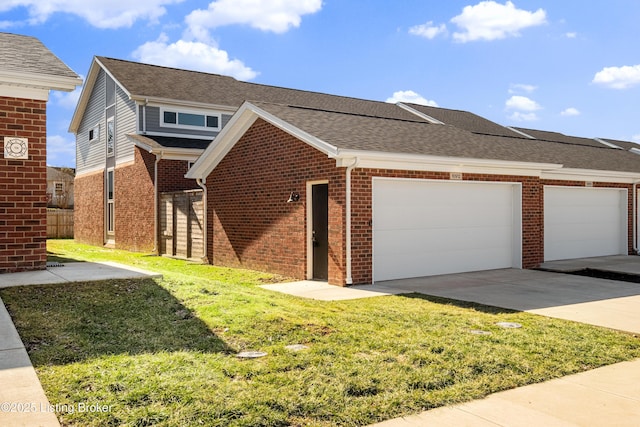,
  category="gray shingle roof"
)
[96,57,640,175]
[0,32,79,79]
[96,57,420,122]
[599,138,640,151]
[511,127,607,148]
[404,103,524,138]
[252,102,640,174]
